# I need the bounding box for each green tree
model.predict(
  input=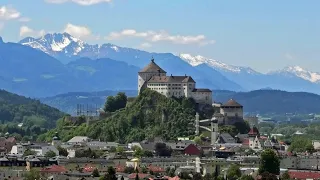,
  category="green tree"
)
[141,166,148,174]
[306,144,315,153]
[227,164,241,180]
[193,136,202,145]
[259,149,280,175]
[133,146,144,158]
[92,168,100,177]
[143,150,153,157]
[44,150,56,158]
[289,136,313,152]
[104,92,127,112]
[281,171,291,180]
[23,148,36,156]
[57,146,68,157]
[24,169,41,180]
[240,175,254,180]
[116,146,125,156]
